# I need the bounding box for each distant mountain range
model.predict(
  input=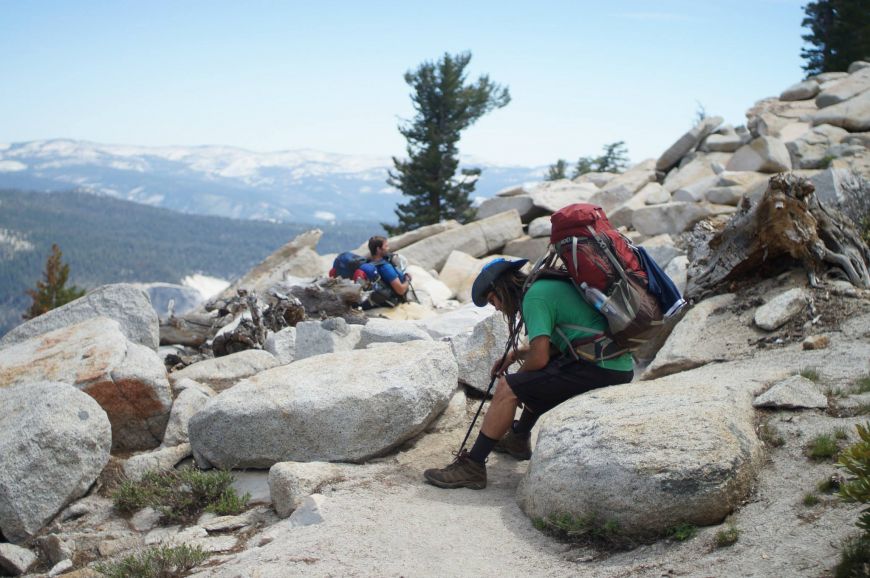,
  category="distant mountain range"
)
[0,188,383,337]
[0,139,546,223]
